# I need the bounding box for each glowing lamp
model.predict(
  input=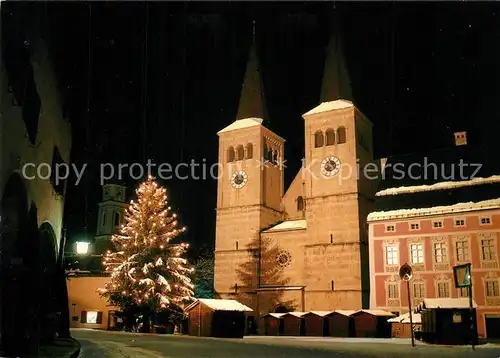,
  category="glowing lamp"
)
[76,241,90,255]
